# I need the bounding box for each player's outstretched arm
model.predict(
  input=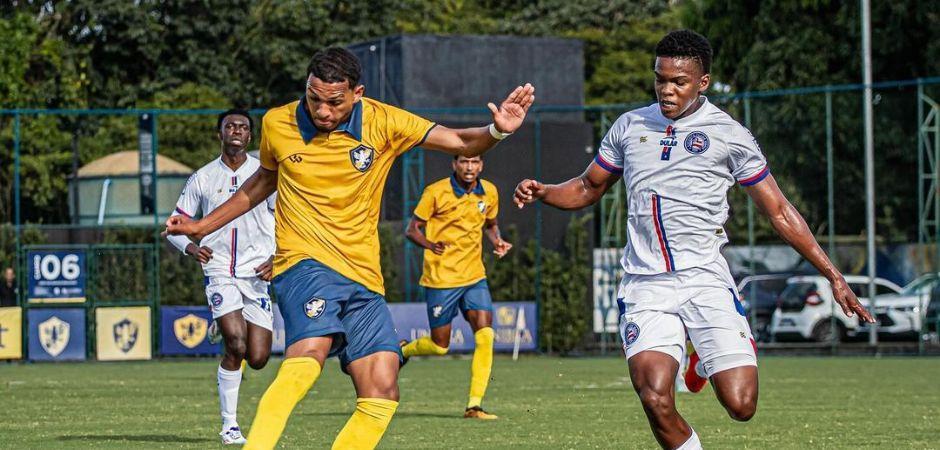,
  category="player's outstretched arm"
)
[746,175,874,323]
[422,83,535,157]
[484,219,512,258]
[164,167,278,241]
[514,162,620,211]
[405,216,447,255]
